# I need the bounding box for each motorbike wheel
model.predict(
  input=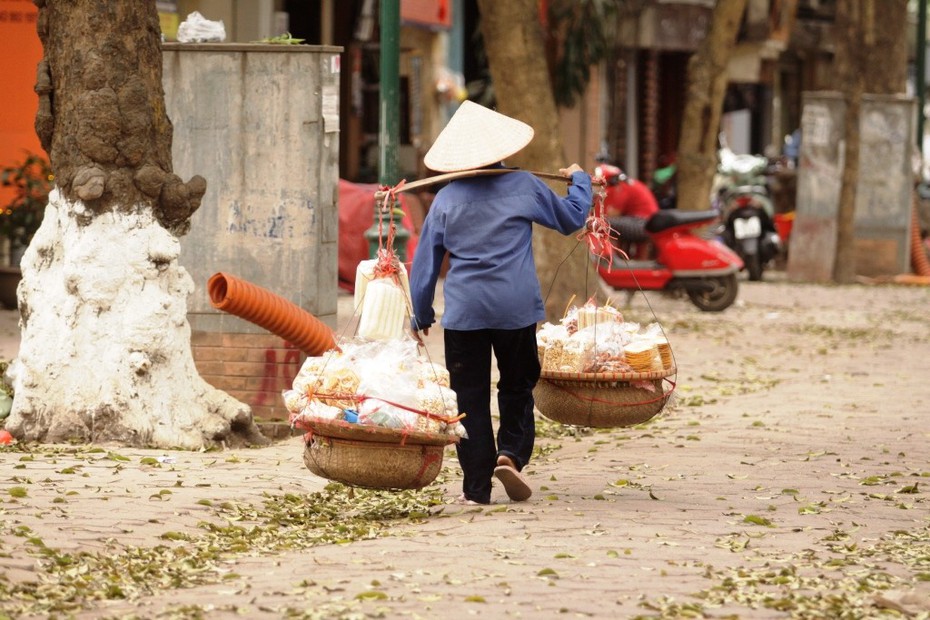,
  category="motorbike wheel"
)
[745,251,763,281]
[686,274,739,312]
